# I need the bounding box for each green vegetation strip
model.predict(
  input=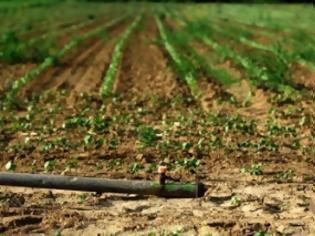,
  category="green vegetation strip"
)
[170,30,237,86]
[179,17,295,93]
[28,17,95,45]
[6,15,127,101]
[214,23,315,77]
[240,36,315,74]
[201,36,294,94]
[100,15,143,97]
[157,14,236,87]
[154,15,201,99]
